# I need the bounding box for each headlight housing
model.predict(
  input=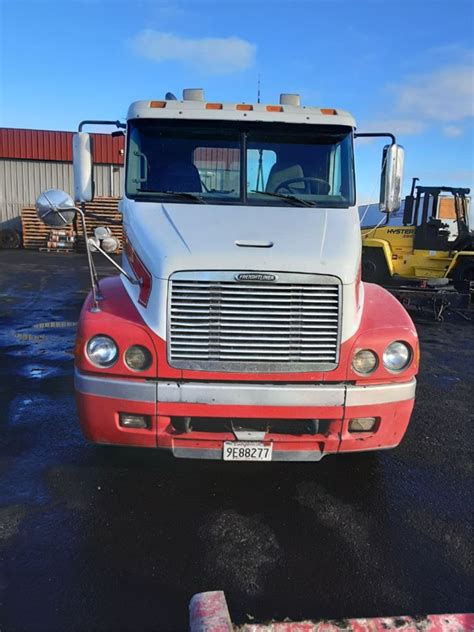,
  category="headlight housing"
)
[124,345,153,371]
[383,341,412,372]
[86,335,118,368]
[352,349,378,374]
